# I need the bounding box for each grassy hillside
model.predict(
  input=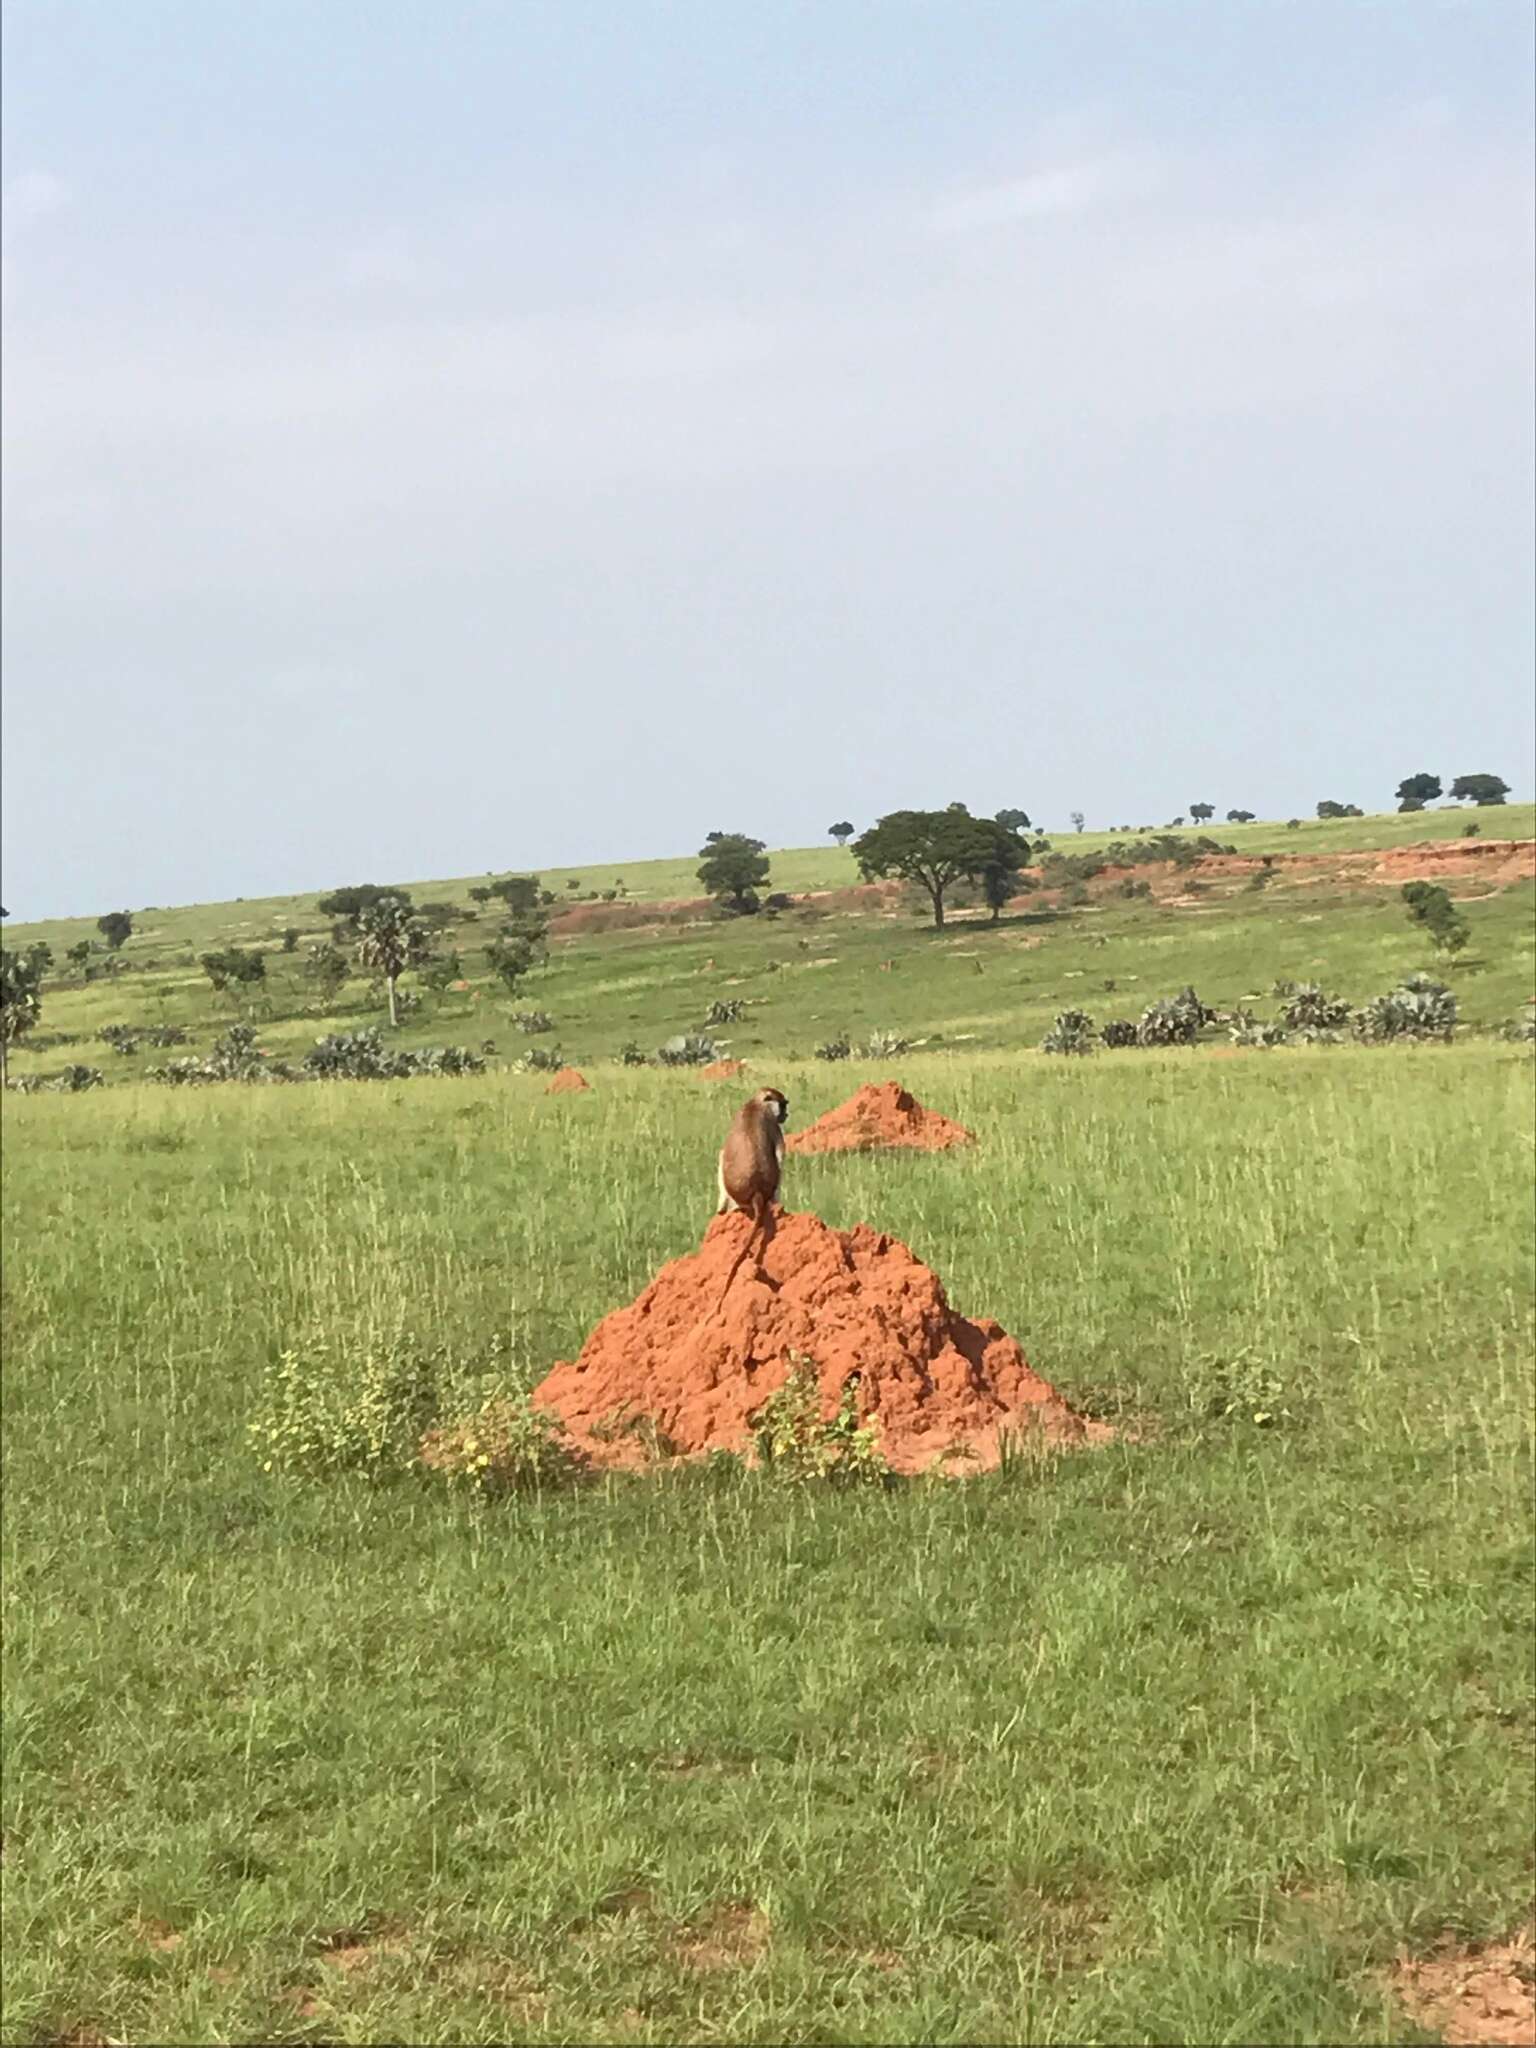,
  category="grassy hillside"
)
[7,802,1532,959]
[3,1049,1531,2043]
